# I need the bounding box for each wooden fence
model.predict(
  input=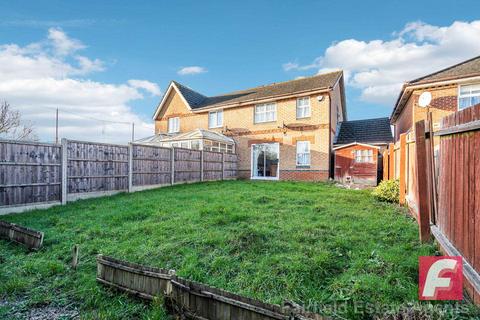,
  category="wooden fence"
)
[96,255,324,320]
[431,104,480,303]
[0,220,44,250]
[386,104,480,304]
[0,140,62,208]
[0,139,238,215]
